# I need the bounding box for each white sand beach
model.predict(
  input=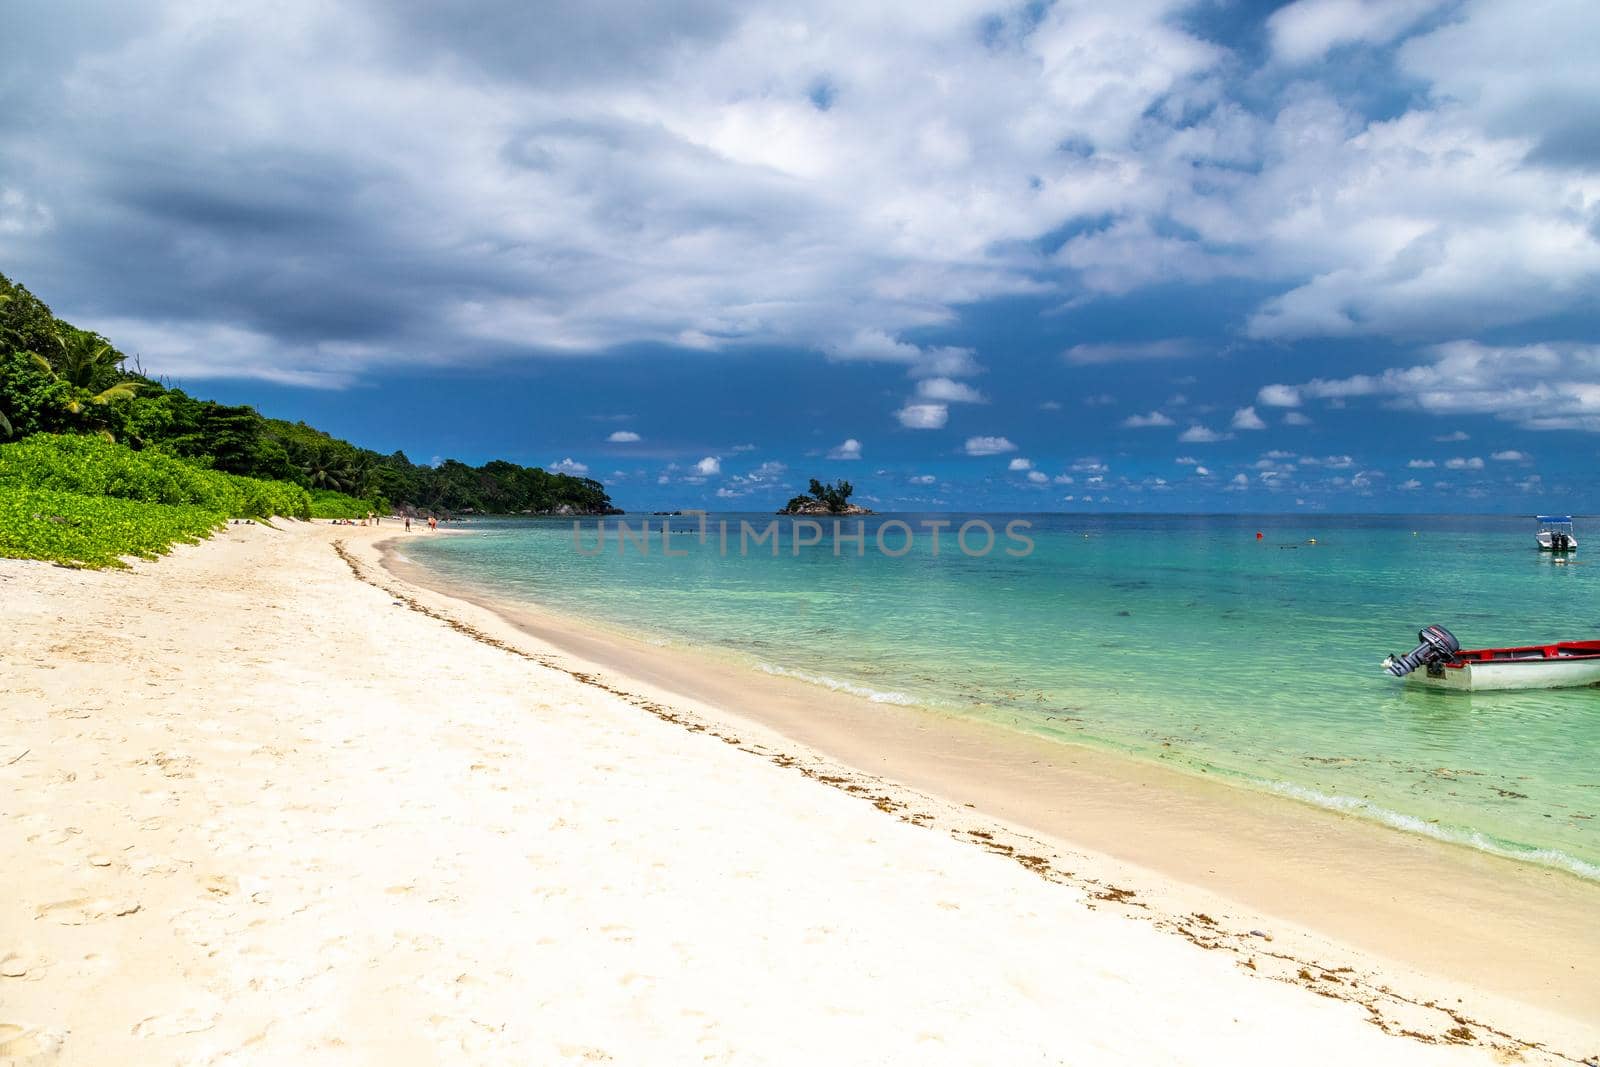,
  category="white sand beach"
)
[2,522,1596,1065]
